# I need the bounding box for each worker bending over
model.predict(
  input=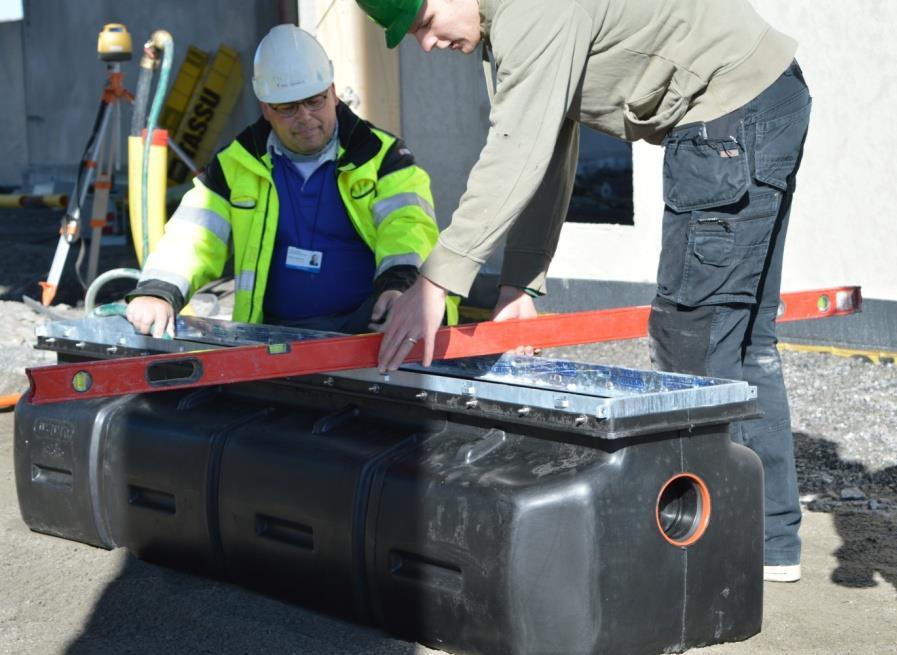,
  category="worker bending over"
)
[126,25,451,336]
[356,0,811,583]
